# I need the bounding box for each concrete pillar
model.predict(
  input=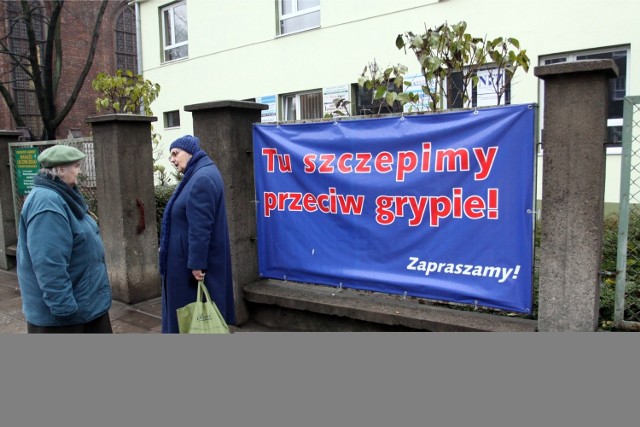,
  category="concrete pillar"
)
[0,131,23,270]
[184,100,267,325]
[86,114,161,303]
[535,60,618,331]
